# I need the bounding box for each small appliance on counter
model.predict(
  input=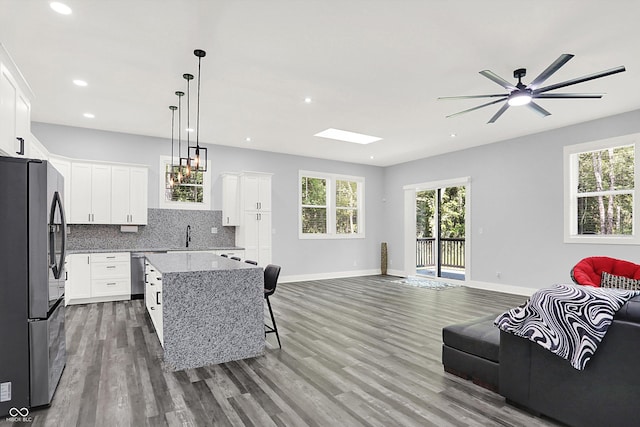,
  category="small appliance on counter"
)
[0,157,67,417]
